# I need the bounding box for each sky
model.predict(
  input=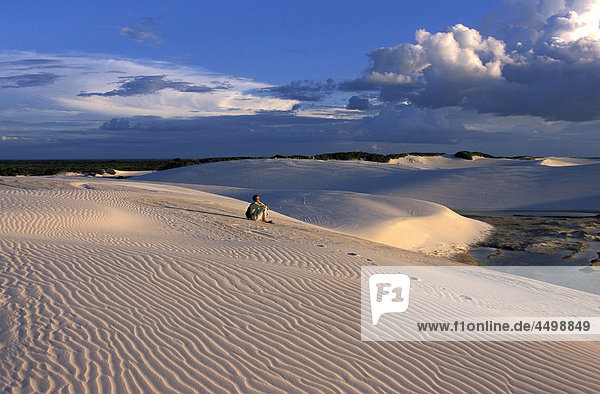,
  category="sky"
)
[1,0,600,158]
